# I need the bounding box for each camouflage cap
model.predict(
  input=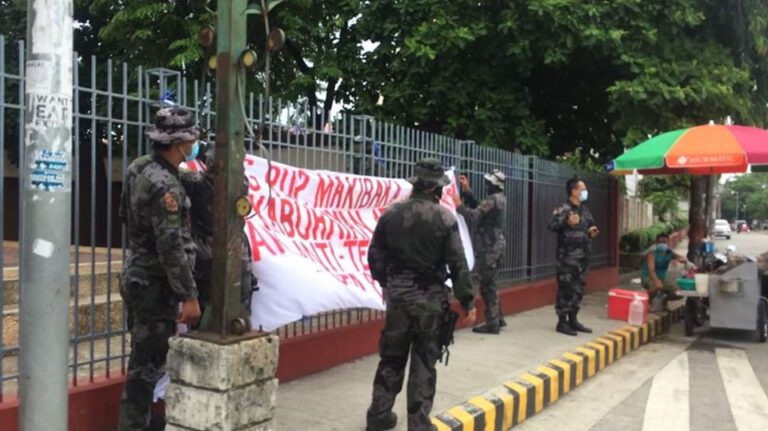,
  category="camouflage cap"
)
[484,169,506,190]
[146,106,201,145]
[407,158,450,188]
